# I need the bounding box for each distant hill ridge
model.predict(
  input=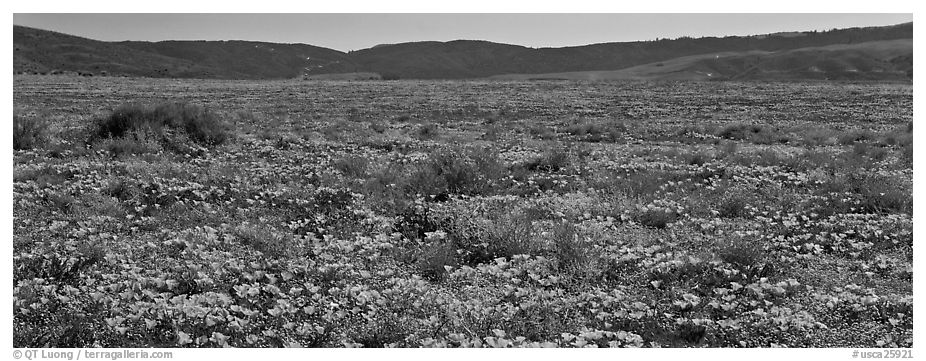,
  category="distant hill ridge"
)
[13,22,912,80]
